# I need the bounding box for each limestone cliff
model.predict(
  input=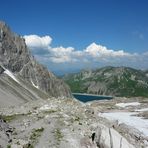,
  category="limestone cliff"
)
[0,21,71,99]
